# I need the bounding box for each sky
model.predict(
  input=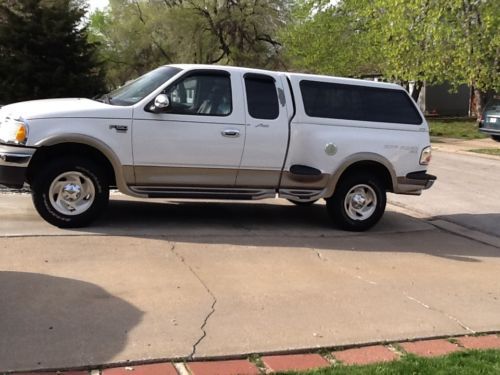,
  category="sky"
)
[87,0,109,13]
